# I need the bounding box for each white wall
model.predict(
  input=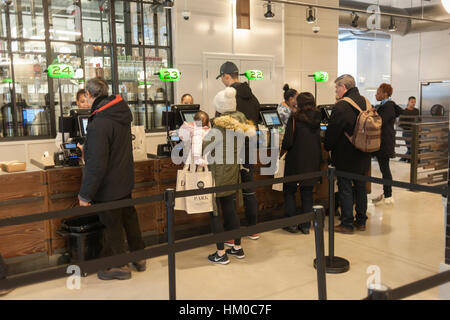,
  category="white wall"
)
[284,0,339,105]
[391,29,450,106]
[172,0,285,106]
